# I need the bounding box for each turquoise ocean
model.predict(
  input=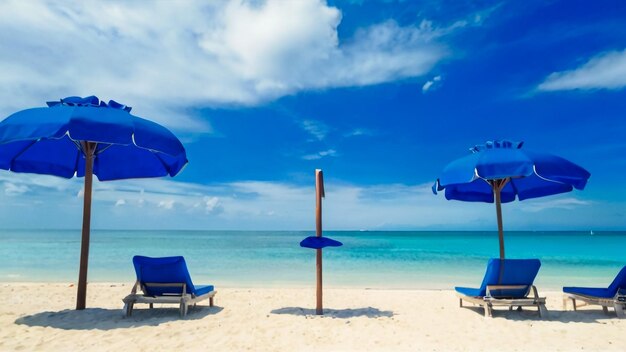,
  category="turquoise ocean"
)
[0,230,623,290]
